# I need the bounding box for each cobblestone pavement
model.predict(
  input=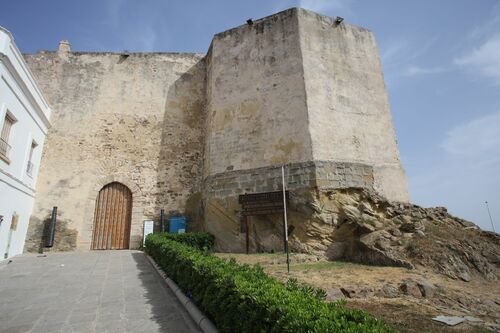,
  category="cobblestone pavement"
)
[0,251,201,333]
